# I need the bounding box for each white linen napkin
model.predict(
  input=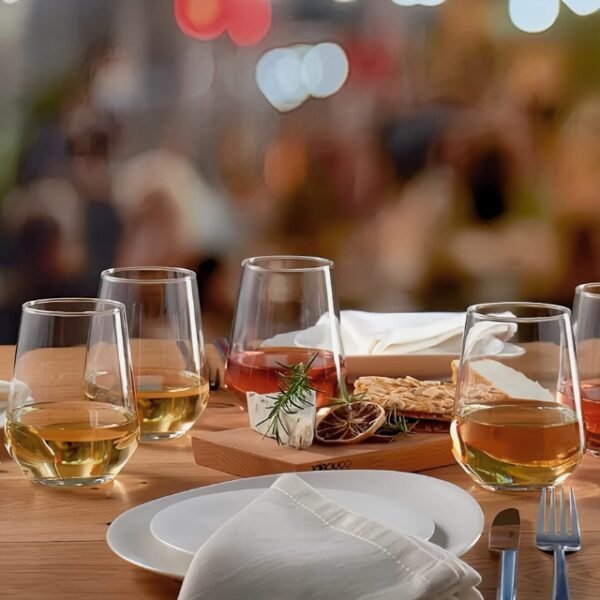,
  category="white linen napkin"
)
[263,311,466,356]
[178,474,482,600]
[340,311,466,355]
